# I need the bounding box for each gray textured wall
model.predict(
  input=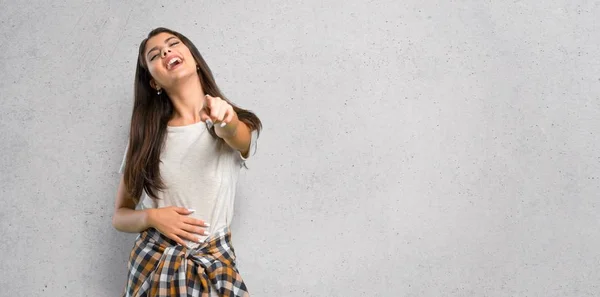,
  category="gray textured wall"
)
[1,1,599,296]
